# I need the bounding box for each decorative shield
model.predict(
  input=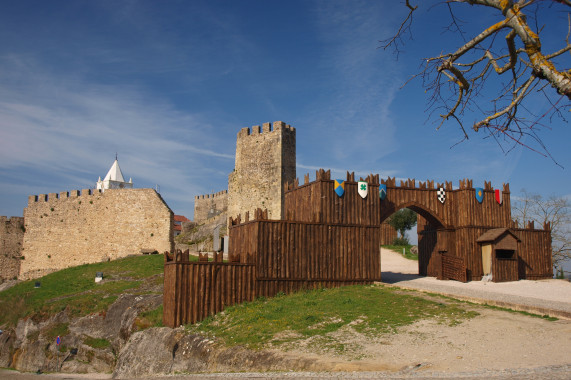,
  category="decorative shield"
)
[334,179,345,197]
[475,188,484,203]
[358,181,368,199]
[437,187,446,204]
[495,189,502,205]
[379,184,387,200]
